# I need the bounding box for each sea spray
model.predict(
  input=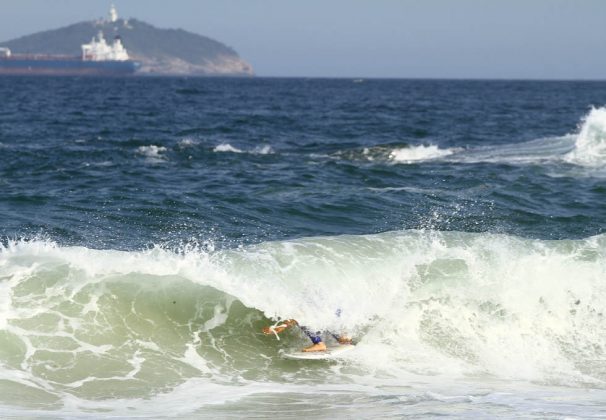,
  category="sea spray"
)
[4,74,606,418]
[565,107,606,166]
[2,231,606,397]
